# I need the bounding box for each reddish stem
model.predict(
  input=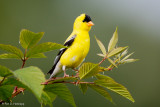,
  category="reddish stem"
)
[99,57,107,65]
[21,49,27,68]
[12,88,25,98]
[21,60,26,68]
[41,81,95,85]
[10,49,27,102]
